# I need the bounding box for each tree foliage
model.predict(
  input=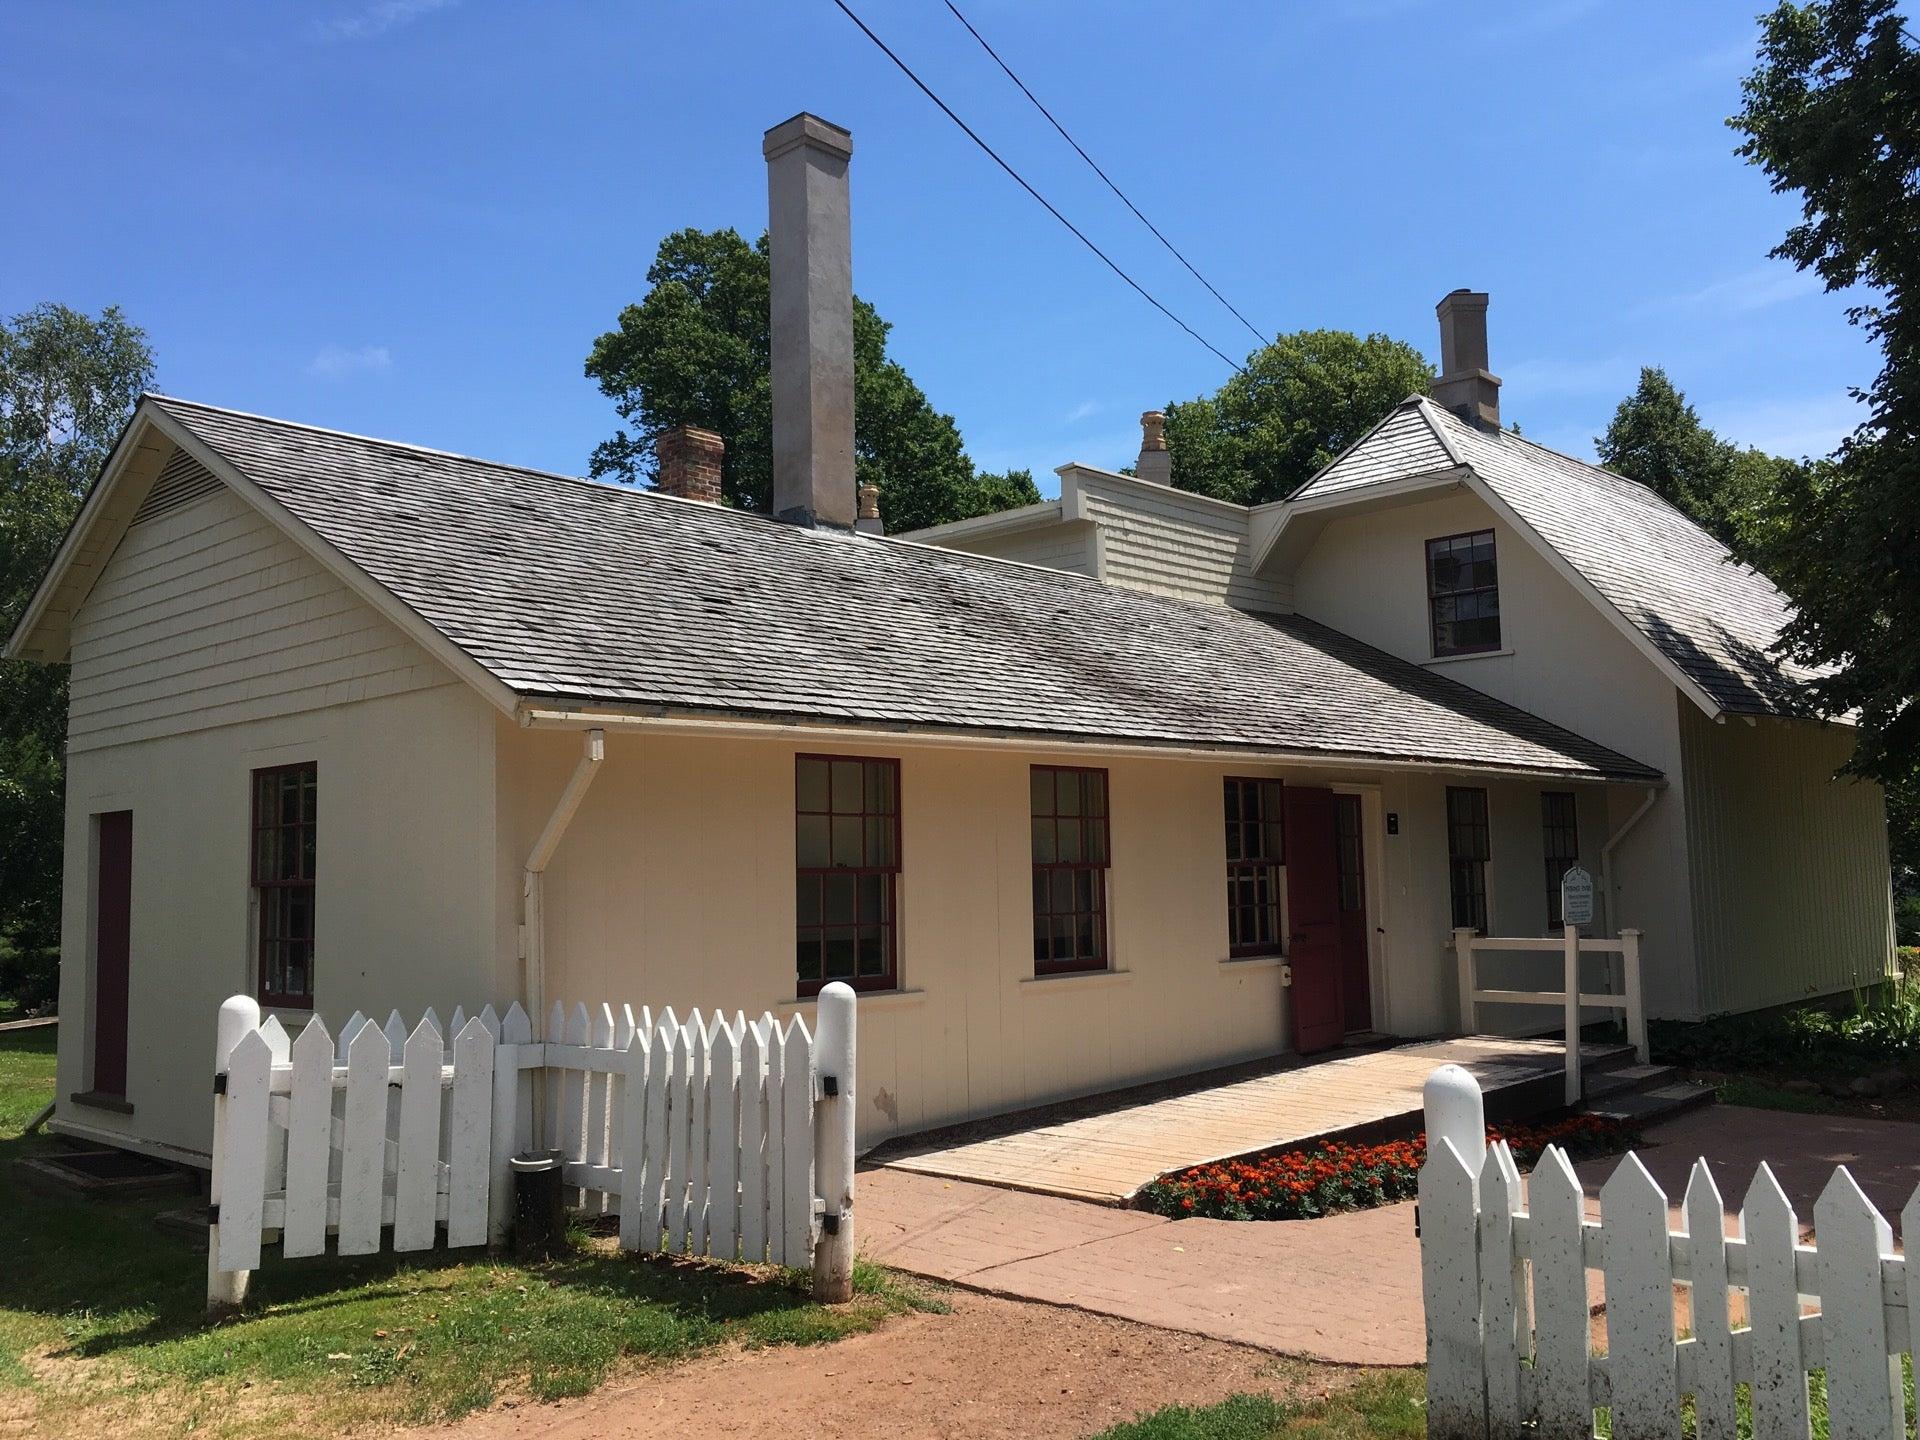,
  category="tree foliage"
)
[1163,330,1434,506]
[1730,0,1920,786]
[1596,366,1813,552]
[584,228,1038,534]
[0,303,154,1007]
